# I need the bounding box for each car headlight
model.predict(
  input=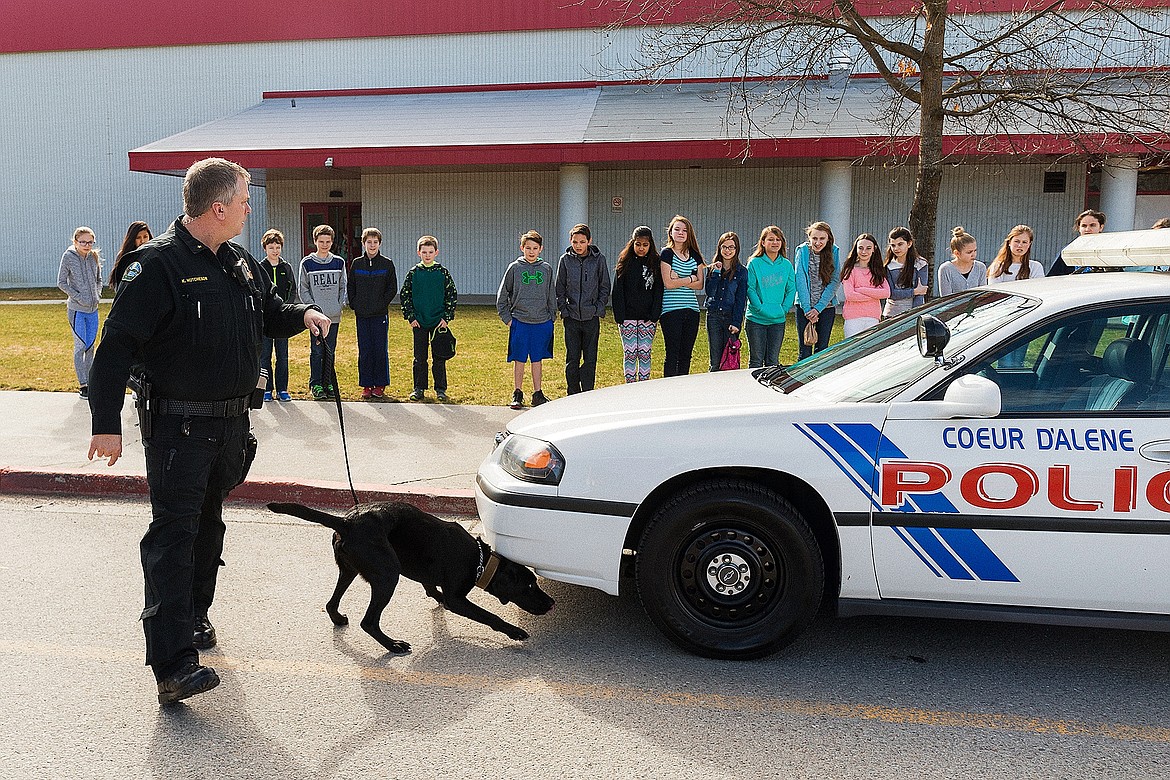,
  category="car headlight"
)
[498,434,565,485]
